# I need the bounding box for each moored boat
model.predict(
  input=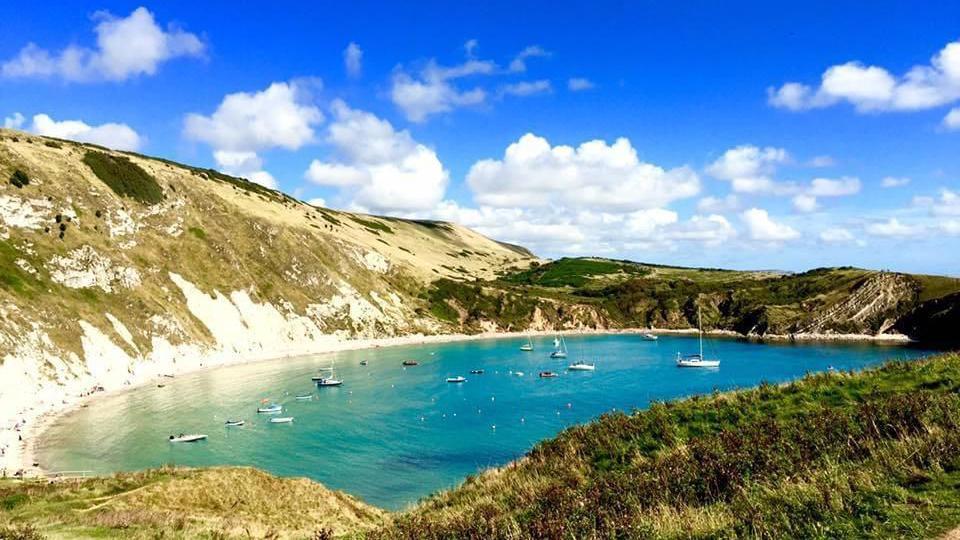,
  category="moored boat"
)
[550,335,568,358]
[567,362,596,371]
[224,420,245,427]
[641,332,658,341]
[402,360,419,366]
[295,394,313,400]
[539,371,559,378]
[270,417,294,423]
[676,304,720,368]
[446,376,467,383]
[257,404,283,414]
[469,369,485,374]
[169,433,207,442]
